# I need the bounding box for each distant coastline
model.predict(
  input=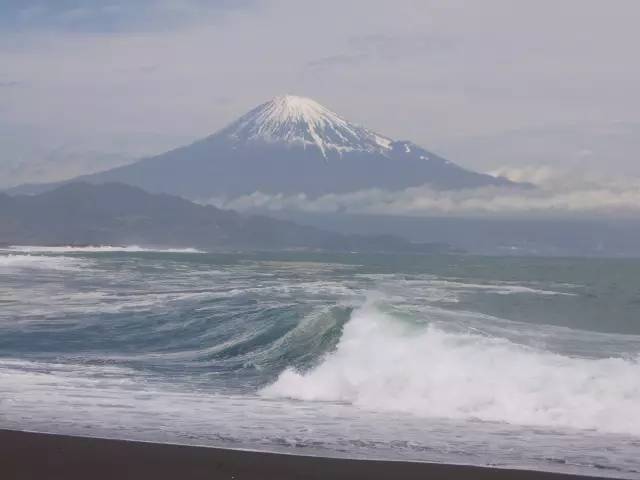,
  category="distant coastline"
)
[0,182,454,254]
